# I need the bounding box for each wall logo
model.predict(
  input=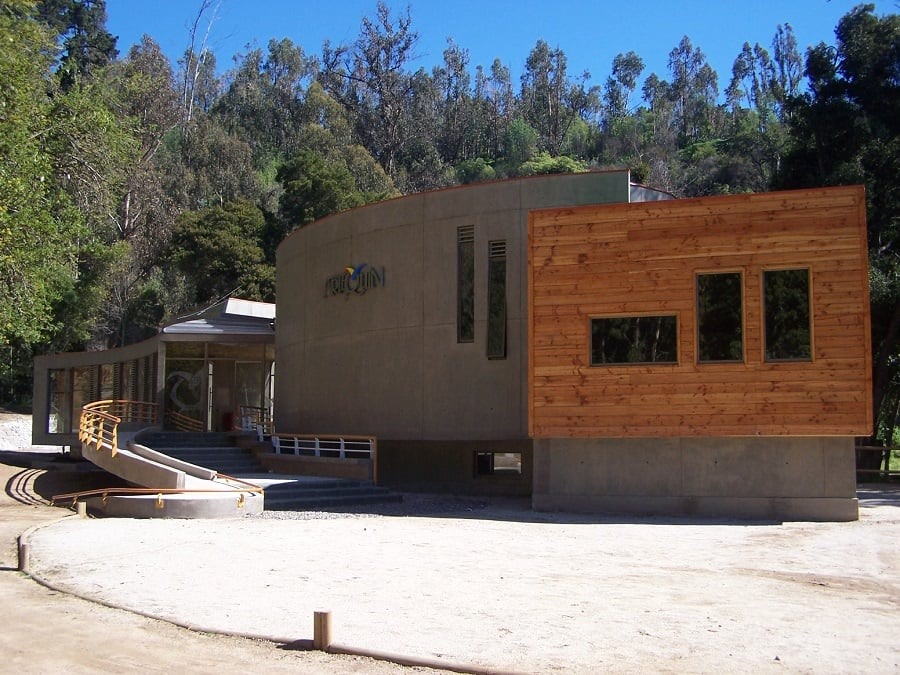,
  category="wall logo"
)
[325,263,386,297]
